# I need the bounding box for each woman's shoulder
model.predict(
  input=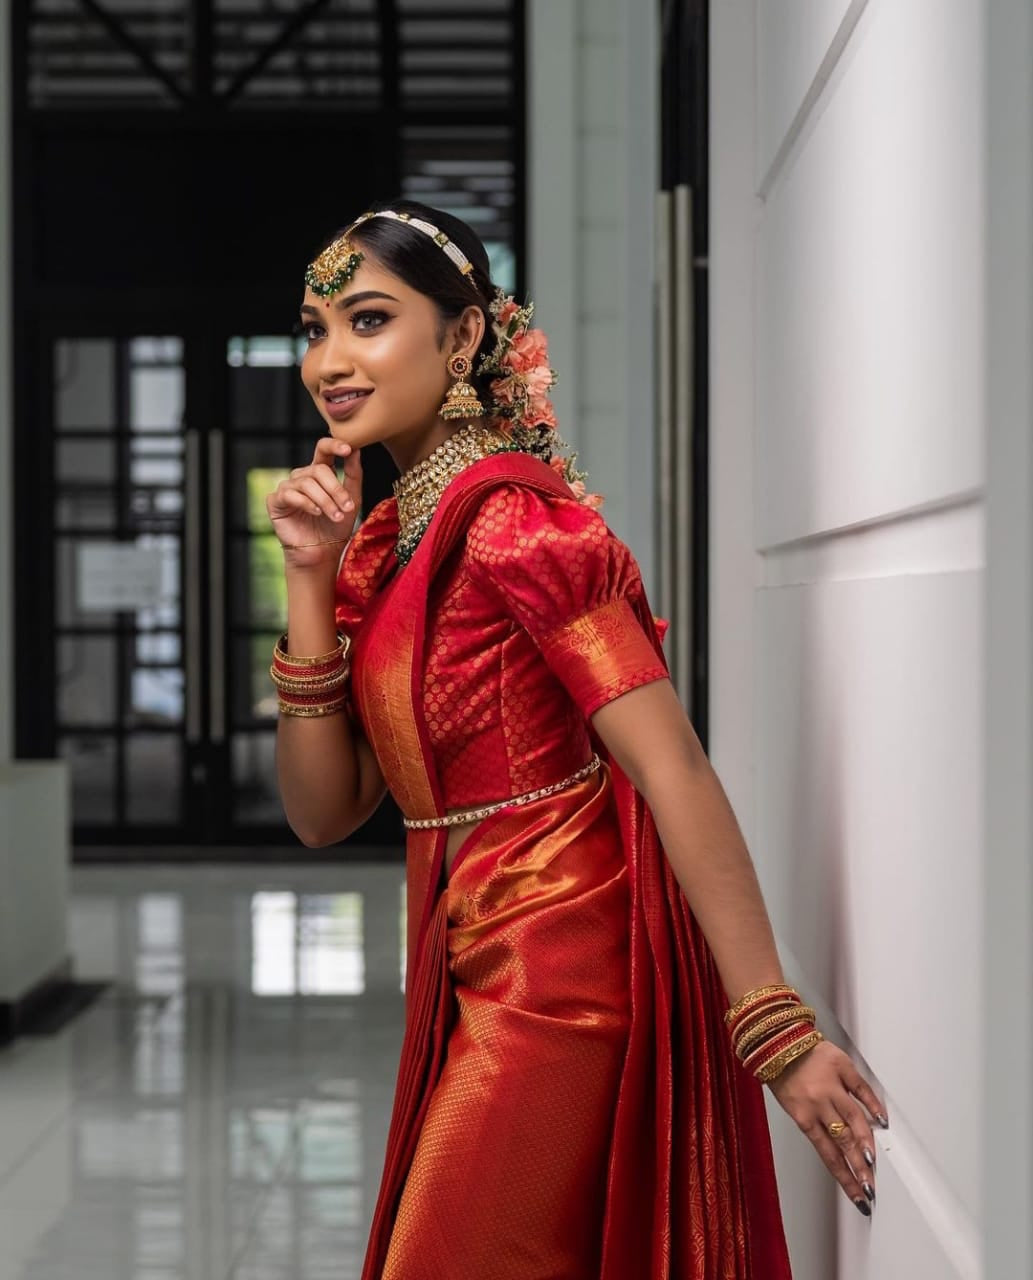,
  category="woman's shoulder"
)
[461,474,652,639]
[463,465,626,580]
[464,469,611,549]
